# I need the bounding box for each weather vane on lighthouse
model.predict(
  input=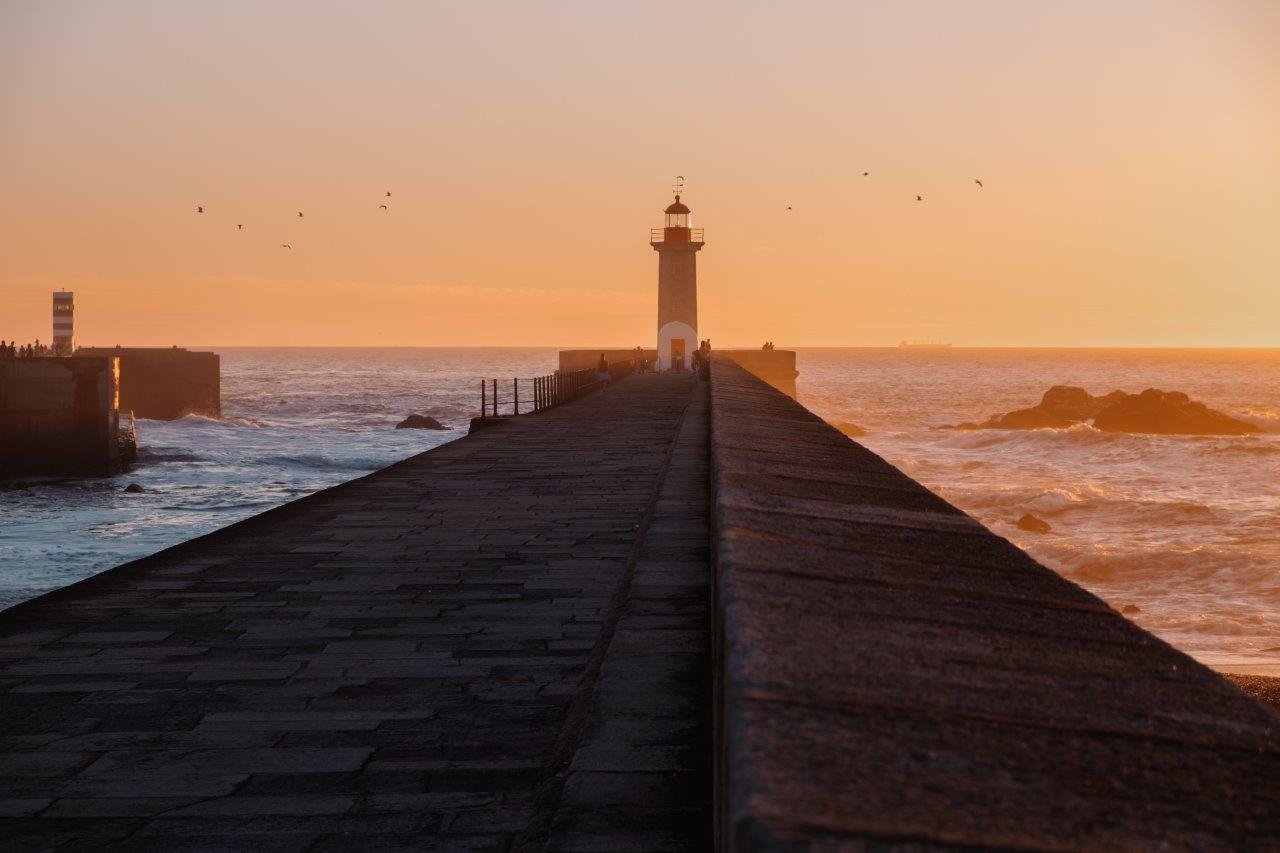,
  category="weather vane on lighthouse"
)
[672,175,684,198]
